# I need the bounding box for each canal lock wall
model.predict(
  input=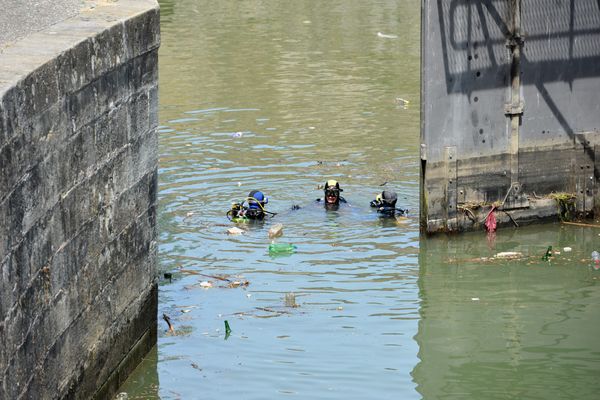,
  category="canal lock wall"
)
[420,0,600,233]
[0,1,159,398]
